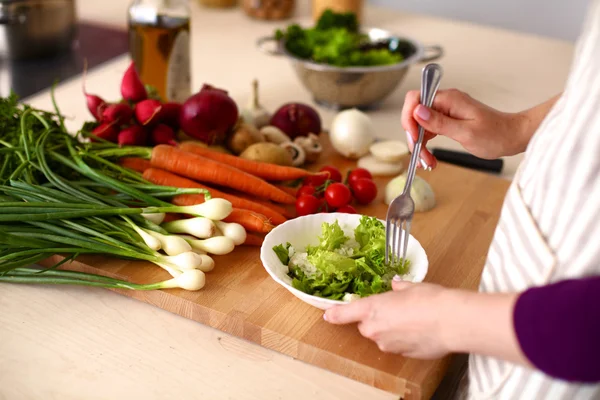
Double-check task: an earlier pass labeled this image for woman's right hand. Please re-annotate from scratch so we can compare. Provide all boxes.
[401,89,530,169]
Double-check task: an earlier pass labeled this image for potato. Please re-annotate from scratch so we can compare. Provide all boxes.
[240,143,293,166]
[227,123,264,155]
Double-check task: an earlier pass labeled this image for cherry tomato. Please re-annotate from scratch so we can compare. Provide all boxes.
[324,183,352,208]
[336,205,357,214]
[319,165,342,183]
[295,195,322,216]
[351,178,378,205]
[348,168,373,187]
[303,173,328,188]
[296,185,316,198]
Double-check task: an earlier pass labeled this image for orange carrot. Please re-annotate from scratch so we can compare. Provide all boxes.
[243,233,264,246]
[223,208,274,233]
[230,191,295,219]
[172,194,273,232]
[252,198,295,219]
[143,168,287,225]
[179,141,322,181]
[120,157,151,173]
[162,213,181,223]
[150,145,296,204]
[273,184,298,196]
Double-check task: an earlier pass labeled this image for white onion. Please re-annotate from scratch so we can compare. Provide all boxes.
[329,109,374,159]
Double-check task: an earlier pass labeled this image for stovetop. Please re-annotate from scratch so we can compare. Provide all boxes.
[0,22,129,100]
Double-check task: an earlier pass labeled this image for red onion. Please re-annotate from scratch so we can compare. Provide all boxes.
[161,102,182,130]
[151,124,177,146]
[101,103,133,125]
[270,103,322,139]
[121,62,147,103]
[179,84,238,145]
[134,99,163,126]
[118,125,148,147]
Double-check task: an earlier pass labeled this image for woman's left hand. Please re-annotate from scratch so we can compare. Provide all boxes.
[323,279,454,359]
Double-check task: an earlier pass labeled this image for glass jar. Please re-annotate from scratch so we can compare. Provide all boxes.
[312,0,364,23]
[242,0,295,20]
[127,0,191,103]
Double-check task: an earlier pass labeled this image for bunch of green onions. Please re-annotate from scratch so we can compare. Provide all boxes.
[0,92,236,291]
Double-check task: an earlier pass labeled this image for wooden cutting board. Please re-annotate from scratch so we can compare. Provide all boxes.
[41,134,510,399]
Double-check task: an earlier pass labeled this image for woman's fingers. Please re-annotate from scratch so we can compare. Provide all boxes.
[413,104,464,141]
[405,131,438,169]
[324,300,370,324]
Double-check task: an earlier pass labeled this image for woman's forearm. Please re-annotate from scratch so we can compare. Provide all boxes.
[440,289,530,366]
[514,93,562,152]
[440,275,600,383]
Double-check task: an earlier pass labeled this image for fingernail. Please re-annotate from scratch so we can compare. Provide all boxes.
[393,274,403,281]
[405,131,414,148]
[323,313,328,321]
[416,105,431,121]
[420,158,429,170]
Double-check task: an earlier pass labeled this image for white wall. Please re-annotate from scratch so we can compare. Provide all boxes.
[368,0,591,42]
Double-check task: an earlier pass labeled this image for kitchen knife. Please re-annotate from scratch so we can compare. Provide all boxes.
[432,148,503,173]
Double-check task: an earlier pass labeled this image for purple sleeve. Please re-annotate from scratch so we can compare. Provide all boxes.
[513,275,600,383]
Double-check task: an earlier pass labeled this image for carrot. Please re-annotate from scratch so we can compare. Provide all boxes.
[120,157,151,173]
[223,208,274,233]
[243,233,264,246]
[229,190,295,219]
[179,141,322,181]
[162,212,181,223]
[143,168,287,225]
[273,184,298,196]
[150,145,296,204]
[173,194,273,232]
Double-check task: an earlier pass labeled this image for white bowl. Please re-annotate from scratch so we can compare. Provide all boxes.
[259,213,429,310]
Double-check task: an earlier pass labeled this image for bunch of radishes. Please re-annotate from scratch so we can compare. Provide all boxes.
[83,62,239,147]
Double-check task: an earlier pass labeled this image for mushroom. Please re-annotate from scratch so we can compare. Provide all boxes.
[293,133,323,163]
[280,142,306,167]
[260,125,291,144]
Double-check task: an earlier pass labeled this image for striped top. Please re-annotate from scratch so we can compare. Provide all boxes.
[468,0,600,398]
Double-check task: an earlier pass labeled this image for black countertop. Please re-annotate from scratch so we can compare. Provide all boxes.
[0,22,129,99]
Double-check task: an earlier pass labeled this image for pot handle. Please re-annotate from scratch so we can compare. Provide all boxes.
[256,36,283,56]
[419,45,444,62]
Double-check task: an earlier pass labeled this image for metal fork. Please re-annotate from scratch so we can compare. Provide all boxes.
[385,63,443,265]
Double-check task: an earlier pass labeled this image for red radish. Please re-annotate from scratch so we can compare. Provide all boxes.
[151,124,177,146]
[85,94,106,121]
[118,125,147,147]
[90,122,118,143]
[101,103,133,125]
[270,103,321,139]
[81,59,106,120]
[161,102,182,129]
[135,99,163,126]
[121,62,147,103]
[179,84,238,145]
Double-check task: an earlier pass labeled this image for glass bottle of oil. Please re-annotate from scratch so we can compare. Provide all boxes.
[128,0,191,103]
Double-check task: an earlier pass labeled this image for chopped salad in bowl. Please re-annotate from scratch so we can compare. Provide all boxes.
[259,213,428,310]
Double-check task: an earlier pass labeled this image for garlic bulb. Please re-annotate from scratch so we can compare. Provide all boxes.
[329,108,374,159]
[242,79,271,129]
[385,173,436,212]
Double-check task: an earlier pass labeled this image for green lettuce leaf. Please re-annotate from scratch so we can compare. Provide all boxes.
[278,216,412,301]
[272,242,292,265]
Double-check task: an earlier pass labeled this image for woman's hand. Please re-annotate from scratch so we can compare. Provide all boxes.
[324,278,529,365]
[324,278,453,359]
[401,89,536,168]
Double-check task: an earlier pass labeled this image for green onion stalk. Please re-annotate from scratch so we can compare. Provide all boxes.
[0,90,225,291]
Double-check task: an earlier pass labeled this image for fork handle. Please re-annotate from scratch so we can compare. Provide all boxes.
[403,63,443,194]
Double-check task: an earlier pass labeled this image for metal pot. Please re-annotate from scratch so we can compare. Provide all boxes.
[257,27,443,109]
[0,0,77,60]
